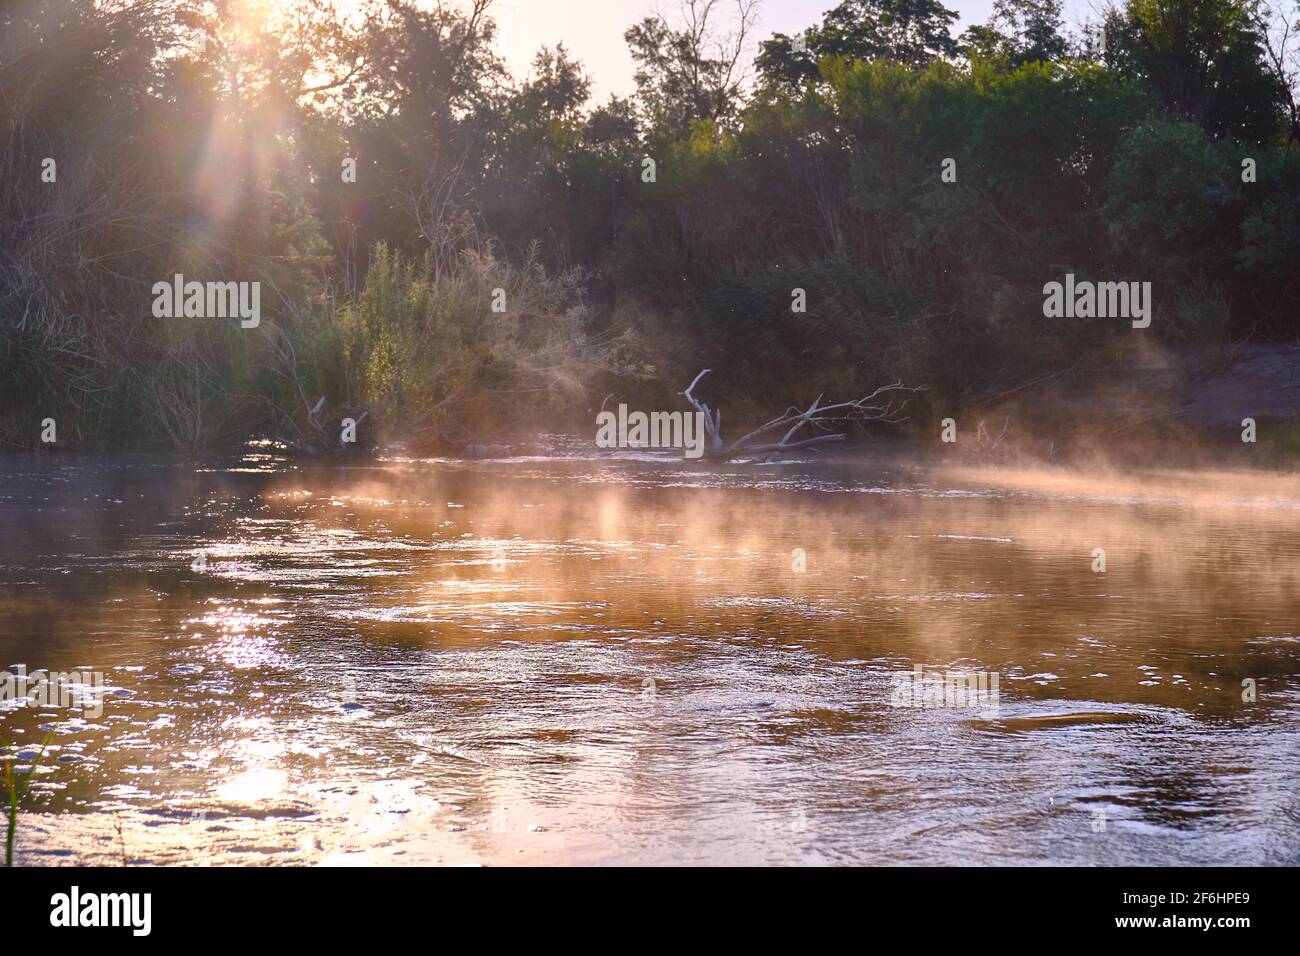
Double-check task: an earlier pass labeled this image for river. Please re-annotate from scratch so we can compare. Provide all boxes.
[1,448,1297,865]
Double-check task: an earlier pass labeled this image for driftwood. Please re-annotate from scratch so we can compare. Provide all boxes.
[275,393,371,455]
[681,369,922,459]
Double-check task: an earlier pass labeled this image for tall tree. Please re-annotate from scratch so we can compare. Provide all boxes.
[1247,0,1300,142]
[992,0,1068,64]
[1109,0,1288,142]
[758,0,960,89]
[625,0,759,135]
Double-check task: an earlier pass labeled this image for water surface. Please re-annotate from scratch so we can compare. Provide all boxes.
[1,450,1297,865]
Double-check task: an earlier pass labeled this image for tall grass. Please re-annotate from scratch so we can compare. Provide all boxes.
[3,724,57,867]
[332,241,634,447]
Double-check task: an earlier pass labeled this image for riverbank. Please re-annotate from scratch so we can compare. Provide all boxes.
[10,340,1300,470]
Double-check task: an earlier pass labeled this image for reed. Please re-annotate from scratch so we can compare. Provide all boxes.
[3,724,58,867]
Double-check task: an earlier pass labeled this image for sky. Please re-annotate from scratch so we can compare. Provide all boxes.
[487,0,1106,100]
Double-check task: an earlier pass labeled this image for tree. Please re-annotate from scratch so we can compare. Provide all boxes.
[469,45,599,258]
[1109,0,1288,143]
[758,0,960,89]
[625,0,759,135]
[1247,0,1300,143]
[972,0,1071,65]
[352,0,505,133]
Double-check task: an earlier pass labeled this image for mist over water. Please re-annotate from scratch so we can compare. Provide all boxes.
[1,450,1297,865]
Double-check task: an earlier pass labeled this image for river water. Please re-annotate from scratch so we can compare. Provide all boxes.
[1,449,1298,865]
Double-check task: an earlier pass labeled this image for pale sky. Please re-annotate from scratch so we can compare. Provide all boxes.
[488,0,1104,101]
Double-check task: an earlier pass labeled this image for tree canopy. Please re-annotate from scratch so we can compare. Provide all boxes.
[1,0,1298,450]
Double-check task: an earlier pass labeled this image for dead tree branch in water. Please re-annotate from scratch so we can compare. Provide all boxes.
[681,369,922,459]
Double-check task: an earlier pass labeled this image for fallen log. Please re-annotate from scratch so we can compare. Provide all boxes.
[681,369,922,459]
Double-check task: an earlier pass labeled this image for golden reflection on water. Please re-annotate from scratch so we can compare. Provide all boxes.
[0,453,1298,865]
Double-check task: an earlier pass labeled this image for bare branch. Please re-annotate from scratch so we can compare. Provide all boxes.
[679,369,924,459]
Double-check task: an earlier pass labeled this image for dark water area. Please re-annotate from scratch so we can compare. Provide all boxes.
[1,448,1298,865]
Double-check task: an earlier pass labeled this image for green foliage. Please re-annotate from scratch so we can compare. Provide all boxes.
[759,0,961,90]
[1108,0,1289,143]
[1104,117,1241,281]
[624,3,755,135]
[342,244,471,427]
[1235,147,1300,331]
[336,242,621,443]
[3,0,1300,449]
[989,0,1069,65]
